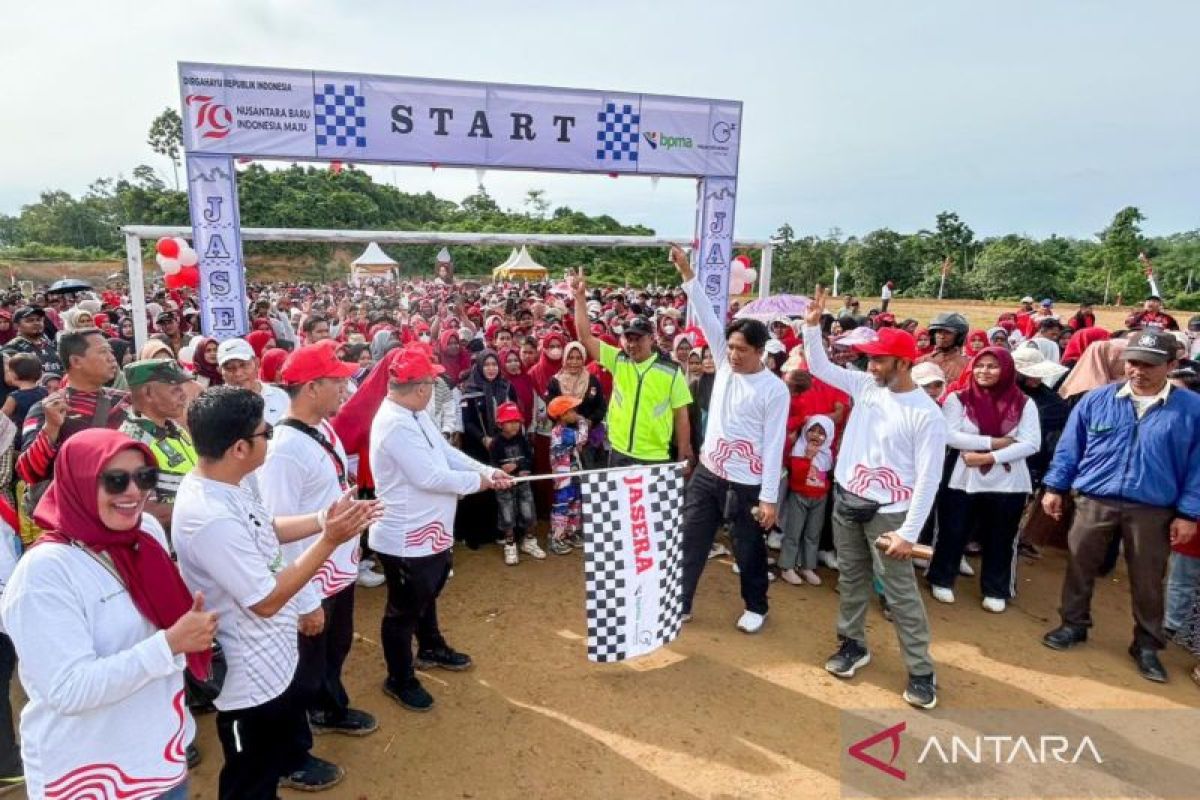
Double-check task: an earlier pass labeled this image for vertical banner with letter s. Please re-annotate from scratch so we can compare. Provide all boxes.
[185,153,248,340]
[693,177,737,321]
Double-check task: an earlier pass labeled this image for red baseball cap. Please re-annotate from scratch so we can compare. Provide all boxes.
[495,402,523,425]
[280,340,358,384]
[389,347,445,383]
[853,327,919,362]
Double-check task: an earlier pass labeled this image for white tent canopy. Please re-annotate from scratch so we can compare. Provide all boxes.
[350,241,398,285]
[493,245,548,279]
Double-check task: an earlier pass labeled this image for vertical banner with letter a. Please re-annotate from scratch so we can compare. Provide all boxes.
[185,153,249,339]
[582,463,684,662]
[693,177,738,321]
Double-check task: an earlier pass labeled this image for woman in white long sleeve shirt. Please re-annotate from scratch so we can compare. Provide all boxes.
[927,348,1040,612]
[1,430,217,800]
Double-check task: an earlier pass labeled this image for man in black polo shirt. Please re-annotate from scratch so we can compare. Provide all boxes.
[2,308,61,376]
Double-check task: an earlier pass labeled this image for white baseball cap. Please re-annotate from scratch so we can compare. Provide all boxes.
[911,361,946,387]
[1012,346,1069,380]
[217,337,255,366]
[1020,296,1035,304]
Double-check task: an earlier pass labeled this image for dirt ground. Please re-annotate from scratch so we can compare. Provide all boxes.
[859,298,1137,334]
[114,539,1193,800]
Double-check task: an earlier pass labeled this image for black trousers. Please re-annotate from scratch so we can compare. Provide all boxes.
[929,488,1026,598]
[295,584,355,742]
[680,464,769,616]
[215,672,309,800]
[378,550,452,685]
[0,635,19,776]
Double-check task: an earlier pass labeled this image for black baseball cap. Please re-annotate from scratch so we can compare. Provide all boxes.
[156,311,177,323]
[1122,330,1177,365]
[12,307,45,323]
[623,316,655,337]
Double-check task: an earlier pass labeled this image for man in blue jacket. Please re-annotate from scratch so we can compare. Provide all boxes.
[1040,330,1200,682]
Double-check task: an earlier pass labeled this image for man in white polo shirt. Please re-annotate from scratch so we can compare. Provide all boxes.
[173,386,381,799]
[216,338,290,424]
[259,341,378,744]
[369,346,512,712]
[803,286,947,710]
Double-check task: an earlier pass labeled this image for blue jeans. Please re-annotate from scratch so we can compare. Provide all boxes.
[1165,552,1200,632]
[157,779,190,799]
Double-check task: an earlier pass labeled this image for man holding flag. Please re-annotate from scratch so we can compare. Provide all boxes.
[670,246,790,634]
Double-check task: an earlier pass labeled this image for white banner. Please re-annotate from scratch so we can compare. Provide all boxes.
[582,463,684,663]
[178,63,741,178]
[693,177,738,320]
[185,154,248,339]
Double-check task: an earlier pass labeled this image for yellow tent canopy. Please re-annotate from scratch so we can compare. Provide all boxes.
[492,245,548,280]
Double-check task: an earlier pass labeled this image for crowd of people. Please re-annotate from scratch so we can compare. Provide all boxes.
[0,251,1195,797]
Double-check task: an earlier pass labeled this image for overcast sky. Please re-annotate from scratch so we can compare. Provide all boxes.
[2,0,1197,240]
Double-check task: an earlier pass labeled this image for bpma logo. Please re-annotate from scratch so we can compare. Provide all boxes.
[641,131,693,151]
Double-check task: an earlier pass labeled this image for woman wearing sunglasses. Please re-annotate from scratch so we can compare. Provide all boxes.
[0,429,219,800]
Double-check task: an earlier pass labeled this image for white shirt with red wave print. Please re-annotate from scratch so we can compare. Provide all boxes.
[803,324,947,542]
[260,419,359,603]
[1,524,193,800]
[683,279,790,502]
[369,398,497,558]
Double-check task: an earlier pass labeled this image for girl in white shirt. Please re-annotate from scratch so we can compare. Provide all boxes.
[2,429,217,800]
[928,348,1040,612]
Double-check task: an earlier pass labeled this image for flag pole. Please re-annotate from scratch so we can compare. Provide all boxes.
[507,461,686,485]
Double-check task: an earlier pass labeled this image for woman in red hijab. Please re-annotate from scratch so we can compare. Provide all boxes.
[525,332,566,519]
[191,337,224,388]
[914,327,934,357]
[258,348,288,384]
[527,332,566,398]
[245,330,276,360]
[1,430,215,799]
[964,329,989,357]
[1059,326,1109,369]
[436,329,471,387]
[927,347,1041,613]
[500,346,536,426]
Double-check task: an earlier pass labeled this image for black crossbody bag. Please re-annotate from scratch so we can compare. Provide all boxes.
[833,483,882,523]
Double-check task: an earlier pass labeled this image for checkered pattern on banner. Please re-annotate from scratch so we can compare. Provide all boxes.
[583,463,684,662]
[595,103,640,162]
[314,84,366,148]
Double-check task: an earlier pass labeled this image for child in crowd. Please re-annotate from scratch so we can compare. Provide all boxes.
[1,355,46,434]
[489,402,544,565]
[779,416,834,586]
[547,395,585,555]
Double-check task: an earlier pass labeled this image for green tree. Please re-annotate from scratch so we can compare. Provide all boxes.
[967,235,1060,299]
[1095,206,1148,304]
[146,108,184,190]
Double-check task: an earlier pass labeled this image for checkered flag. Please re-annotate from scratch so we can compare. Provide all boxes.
[583,462,684,662]
[595,102,640,163]
[314,83,367,148]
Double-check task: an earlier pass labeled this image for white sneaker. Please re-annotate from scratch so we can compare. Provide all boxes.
[800,569,822,586]
[959,557,975,577]
[736,610,767,634]
[503,543,519,566]
[780,568,805,586]
[931,585,955,604]
[708,543,731,559]
[356,566,385,588]
[360,557,376,571]
[982,597,1007,613]
[766,530,783,550]
[818,550,839,570]
[520,538,547,560]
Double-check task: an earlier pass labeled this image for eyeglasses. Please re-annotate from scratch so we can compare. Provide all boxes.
[98,466,159,494]
[245,423,274,443]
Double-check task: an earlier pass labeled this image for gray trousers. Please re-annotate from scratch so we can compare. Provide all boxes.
[833,499,935,676]
[779,493,826,571]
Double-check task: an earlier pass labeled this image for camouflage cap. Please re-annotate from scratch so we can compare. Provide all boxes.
[124,358,189,388]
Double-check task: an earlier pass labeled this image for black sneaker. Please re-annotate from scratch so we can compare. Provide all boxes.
[310,708,379,737]
[824,638,871,679]
[1042,624,1088,651]
[186,743,201,769]
[903,673,938,710]
[416,645,473,671]
[383,677,435,712]
[279,754,345,792]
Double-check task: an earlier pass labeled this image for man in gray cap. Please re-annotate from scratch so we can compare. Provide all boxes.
[1041,330,1200,683]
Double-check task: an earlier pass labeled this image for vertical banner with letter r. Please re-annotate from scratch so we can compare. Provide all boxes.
[693,177,737,321]
[186,154,248,340]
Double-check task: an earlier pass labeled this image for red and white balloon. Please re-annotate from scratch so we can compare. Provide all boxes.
[729,254,758,295]
[155,237,197,277]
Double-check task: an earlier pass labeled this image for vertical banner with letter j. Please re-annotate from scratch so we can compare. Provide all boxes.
[693,177,738,321]
[582,463,685,663]
[185,153,248,340]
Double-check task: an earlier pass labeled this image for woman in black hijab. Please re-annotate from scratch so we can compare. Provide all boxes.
[456,349,517,548]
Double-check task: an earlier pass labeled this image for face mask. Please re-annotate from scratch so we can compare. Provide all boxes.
[419,334,431,343]
[613,326,623,335]
[663,324,676,335]
[547,348,563,360]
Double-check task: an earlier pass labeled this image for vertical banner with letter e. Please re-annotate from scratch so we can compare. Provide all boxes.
[185,153,248,340]
[693,177,738,321]
[582,463,684,663]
